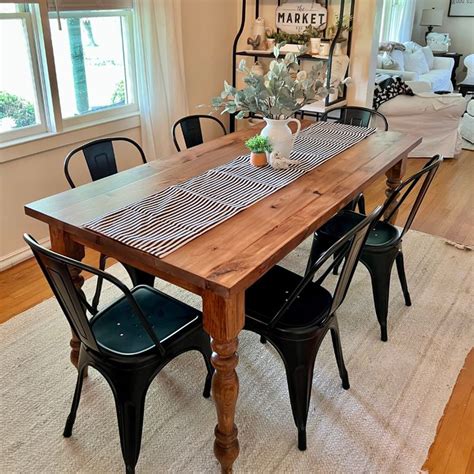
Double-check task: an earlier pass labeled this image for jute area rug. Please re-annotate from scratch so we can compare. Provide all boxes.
[1,230,473,473]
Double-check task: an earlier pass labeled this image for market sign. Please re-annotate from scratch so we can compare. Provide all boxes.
[276,1,327,34]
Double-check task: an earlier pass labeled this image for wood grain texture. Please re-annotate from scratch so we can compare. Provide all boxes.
[24,123,421,298]
[422,348,474,474]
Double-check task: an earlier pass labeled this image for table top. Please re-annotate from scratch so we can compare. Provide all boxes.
[25,121,421,297]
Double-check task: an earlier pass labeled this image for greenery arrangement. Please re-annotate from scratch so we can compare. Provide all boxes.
[213,44,332,120]
[304,24,326,39]
[245,134,272,153]
[327,15,353,42]
[0,91,36,128]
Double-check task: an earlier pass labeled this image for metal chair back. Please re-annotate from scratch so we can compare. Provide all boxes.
[172,114,227,152]
[382,155,443,238]
[321,106,389,131]
[64,137,147,188]
[23,234,165,356]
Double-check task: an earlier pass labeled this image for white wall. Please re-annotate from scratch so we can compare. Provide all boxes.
[0,125,142,268]
[412,0,474,82]
[181,0,238,132]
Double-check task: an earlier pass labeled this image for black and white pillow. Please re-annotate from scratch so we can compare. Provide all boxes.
[373,76,414,110]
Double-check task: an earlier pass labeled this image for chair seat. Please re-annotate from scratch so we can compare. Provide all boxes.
[91,286,200,356]
[318,210,401,249]
[245,265,333,335]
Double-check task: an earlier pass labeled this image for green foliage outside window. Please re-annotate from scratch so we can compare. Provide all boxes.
[0,91,36,128]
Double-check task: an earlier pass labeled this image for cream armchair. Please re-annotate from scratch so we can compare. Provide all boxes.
[377,82,468,158]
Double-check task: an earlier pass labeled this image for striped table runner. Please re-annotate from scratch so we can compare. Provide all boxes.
[84,122,376,257]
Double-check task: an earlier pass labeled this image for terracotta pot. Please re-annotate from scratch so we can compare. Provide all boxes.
[250,152,267,167]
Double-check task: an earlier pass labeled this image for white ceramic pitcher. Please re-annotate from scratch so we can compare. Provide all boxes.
[260,118,301,159]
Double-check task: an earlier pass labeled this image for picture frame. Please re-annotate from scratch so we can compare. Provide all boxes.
[448,0,474,17]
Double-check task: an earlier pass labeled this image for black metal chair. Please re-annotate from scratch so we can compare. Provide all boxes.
[64,137,154,312]
[24,234,213,474]
[306,155,443,342]
[245,206,382,451]
[172,114,227,152]
[64,137,147,188]
[320,106,389,131]
[321,106,389,215]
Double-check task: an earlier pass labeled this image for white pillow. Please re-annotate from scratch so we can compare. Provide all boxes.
[381,52,398,69]
[404,41,422,53]
[377,54,383,68]
[421,46,434,69]
[391,49,405,71]
[404,48,430,75]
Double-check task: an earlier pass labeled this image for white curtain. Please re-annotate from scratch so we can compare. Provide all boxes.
[134,0,189,159]
[379,0,417,44]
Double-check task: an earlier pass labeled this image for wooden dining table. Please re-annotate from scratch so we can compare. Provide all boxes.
[25,120,421,472]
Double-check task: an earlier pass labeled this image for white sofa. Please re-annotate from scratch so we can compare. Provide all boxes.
[377,83,468,158]
[376,42,454,92]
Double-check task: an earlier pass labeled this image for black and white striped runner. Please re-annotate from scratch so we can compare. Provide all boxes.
[84,122,376,257]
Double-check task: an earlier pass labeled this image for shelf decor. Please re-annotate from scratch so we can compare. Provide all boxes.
[276,1,327,33]
[213,45,332,158]
[231,0,355,131]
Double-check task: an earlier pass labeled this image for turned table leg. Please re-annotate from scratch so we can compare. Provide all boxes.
[385,156,407,224]
[203,291,245,473]
[49,225,85,369]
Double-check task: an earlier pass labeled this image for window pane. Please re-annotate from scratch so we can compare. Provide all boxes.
[0,18,41,133]
[0,4,18,14]
[50,13,131,119]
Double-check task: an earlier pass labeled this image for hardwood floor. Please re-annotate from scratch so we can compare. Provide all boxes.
[1,150,473,472]
[422,348,474,474]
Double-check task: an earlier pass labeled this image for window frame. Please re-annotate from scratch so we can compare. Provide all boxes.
[0,10,48,141]
[0,1,138,145]
[47,8,138,129]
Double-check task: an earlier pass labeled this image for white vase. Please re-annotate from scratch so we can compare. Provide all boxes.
[260,118,301,159]
[310,38,321,55]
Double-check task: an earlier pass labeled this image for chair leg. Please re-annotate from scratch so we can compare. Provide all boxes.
[111,376,148,474]
[362,252,397,342]
[198,332,214,399]
[329,318,350,390]
[63,363,88,437]
[395,252,412,307]
[272,335,324,451]
[123,263,155,287]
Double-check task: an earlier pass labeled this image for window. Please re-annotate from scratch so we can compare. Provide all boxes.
[0,1,136,144]
[379,0,416,44]
[49,9,135,123]
[0,5,47,140]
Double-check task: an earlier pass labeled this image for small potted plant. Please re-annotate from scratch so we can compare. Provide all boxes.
[304,24,325,55]
[245,134,272,167]
[266,29,276,51]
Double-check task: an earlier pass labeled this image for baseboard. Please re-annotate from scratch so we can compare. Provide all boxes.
[0,237,51,271]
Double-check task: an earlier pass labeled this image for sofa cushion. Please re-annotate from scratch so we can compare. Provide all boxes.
[404,48,430,75]
[421,46,434,69]
[373,76,414,110]
[419,69,452,92]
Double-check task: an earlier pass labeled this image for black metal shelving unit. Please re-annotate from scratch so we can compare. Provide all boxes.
[230,0,355,131]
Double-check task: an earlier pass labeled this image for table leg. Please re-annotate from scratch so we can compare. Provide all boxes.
[203,291,245,473]
[49,225,85,369]
[384,156,407,224]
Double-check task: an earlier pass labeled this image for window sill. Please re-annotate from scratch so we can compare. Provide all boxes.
[0,112,141,164]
